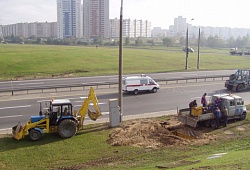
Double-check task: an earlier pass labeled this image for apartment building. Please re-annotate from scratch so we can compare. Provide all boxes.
[2,22,58,38]
[109,18,151,38]
[57,0,82,39]
[83,0,109,38]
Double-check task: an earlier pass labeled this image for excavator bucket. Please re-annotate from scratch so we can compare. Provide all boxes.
[77,87,103,128]
[12,122,25,140]
[88,109,101,121]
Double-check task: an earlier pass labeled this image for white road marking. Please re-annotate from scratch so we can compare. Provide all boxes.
[19,82,44,85]
[89,102,106,105]
[0,115,23,119]
[74,102,106,107]
[0,105,31,110]
[101,112,109,115]
[0,128,12,131]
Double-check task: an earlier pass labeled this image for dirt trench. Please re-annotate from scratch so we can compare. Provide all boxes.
[107,116,217,149]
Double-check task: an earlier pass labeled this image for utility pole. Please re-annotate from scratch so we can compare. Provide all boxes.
[118,0,123,115]
[197,28,201,69]
[185,18,194,70]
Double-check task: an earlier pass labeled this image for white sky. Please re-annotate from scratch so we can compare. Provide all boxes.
[1,0,250,29]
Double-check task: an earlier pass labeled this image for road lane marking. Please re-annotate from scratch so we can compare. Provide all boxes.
[74,102,106,107]
[0,115,23,119]
[0,128,12,131]
[0,105,31,110]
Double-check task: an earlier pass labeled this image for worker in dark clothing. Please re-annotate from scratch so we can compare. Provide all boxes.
[222,106,228,127]
[214,97,222,110]
[214,107,222,129]
[201,93,207,107]
[189,100,197,115]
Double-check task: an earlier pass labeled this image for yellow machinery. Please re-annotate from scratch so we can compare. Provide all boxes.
[12,87,102,141]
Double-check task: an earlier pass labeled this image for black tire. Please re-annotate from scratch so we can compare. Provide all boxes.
[204,120,210,127]
[29,129,42,141]
[133,89,139,95]
[236,84,244,92]
[240,112,247,120]
[229,74,236,80]
[226,85,233,90]
[151,88,157,93]
[58,119,77,138]
[210,119,216,128]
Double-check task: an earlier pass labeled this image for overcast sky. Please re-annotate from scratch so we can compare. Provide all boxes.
[1,0,250,29]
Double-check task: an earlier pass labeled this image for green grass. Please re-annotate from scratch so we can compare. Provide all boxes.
[1,112,250,170]
[1,44,250,80]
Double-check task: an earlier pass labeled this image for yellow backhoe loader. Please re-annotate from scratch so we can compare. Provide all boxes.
[12,87,102,141]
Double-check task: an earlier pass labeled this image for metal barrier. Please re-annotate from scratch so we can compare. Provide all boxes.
[0,75,229,96]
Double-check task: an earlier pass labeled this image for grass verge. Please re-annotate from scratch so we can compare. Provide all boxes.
[1,44,250,80]
[0,107,250,170]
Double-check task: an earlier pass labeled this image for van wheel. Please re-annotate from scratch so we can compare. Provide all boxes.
[151,88,157,93]
[133,89,139,95]
[240,112,246,120]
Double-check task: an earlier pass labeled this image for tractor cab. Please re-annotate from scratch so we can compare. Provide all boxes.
[49,99,73,125]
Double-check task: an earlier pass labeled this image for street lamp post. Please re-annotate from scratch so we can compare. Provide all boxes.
[185,18,194,70]
[118,0,123,115]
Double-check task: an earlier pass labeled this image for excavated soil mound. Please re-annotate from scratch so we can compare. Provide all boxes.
[108,116,216,148]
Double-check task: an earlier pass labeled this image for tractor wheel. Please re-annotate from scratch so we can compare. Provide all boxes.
[133,89,139,95]
[151,87,158,93]
[58,119,77,138]
[29,129,42,141]
[236,84,244,92]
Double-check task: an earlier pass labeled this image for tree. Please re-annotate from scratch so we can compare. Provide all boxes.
[179,37,186,46]
[162,37,174,47]
[125,37,130,46]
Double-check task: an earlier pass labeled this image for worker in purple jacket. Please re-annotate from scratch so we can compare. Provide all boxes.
[201,93,207,107]
[214,107,222,129]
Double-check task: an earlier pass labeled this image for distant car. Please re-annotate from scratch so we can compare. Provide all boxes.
[183,47,194,53]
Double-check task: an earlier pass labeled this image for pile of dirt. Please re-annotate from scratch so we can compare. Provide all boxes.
[108,116,216,148]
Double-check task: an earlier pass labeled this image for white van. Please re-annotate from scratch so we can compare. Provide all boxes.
[122,74,160,95]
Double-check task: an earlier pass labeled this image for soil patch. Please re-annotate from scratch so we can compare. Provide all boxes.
[107,116,216,148]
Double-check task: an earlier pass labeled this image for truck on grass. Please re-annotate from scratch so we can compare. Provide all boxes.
[177,93,247,128]
[225,69,250,92]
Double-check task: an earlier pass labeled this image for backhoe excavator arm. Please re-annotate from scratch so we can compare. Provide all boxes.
[76,87,102,129]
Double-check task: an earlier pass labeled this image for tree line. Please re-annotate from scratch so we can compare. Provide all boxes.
[2,32,250,49]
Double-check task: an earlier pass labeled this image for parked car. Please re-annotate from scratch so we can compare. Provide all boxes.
[183,47,194,53]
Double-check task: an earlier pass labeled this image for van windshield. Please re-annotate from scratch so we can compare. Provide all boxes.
[149,79,155,85]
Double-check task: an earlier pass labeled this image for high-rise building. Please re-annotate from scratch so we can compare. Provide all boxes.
[83,0,109,38]
[57,0,82,39]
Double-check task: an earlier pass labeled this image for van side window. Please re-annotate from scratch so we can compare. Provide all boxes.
[230,101,235,106]
[140,79,147,85]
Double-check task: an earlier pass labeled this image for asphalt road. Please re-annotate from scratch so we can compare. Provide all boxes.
[0,70,235,92]
[1,78,250,133]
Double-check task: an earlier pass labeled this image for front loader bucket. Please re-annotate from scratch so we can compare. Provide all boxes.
[88,109,102,121]
[12,122,24,140]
